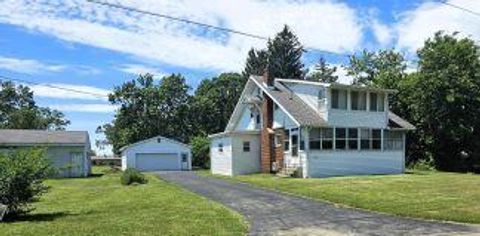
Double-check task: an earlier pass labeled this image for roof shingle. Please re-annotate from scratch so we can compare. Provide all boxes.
[0,129,89,146]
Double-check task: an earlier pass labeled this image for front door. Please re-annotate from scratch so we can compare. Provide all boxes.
[291,134,298,157]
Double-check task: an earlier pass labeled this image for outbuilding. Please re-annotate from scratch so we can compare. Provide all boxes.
[0,129,91,178]
[121,136,191,172]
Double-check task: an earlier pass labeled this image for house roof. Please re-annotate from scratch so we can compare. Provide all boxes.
[388,112,416,130]
[209,130,260,139]
[119,135,190,153]
[250,75,328,127]
[276,78,398,93]
[0,129,89,146]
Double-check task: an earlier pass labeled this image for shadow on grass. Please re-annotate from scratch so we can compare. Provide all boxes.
[3,212,74,223]
[88,173,105,178]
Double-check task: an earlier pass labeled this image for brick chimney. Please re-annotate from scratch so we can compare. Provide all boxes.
[263,65,274,87]
[260,65,275,173]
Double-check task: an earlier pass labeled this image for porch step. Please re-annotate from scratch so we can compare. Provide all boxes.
[276,167,297,177]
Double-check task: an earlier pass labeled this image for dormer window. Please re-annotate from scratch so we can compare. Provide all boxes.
[331,89,347,110]
[369,92,385,112]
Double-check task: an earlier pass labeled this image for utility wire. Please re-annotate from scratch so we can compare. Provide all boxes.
[437,0,480,18]
[0,75,109,98]
[85,0,268,40]
[84,0,350,58]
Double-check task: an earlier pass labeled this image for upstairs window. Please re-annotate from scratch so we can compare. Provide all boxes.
[351,91,367,111]
[369,92,385,112]
[331,89,347,109]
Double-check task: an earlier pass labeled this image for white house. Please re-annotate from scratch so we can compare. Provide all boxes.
[121,136,191,172]
[0,129,91,178]
[209,73,415,178]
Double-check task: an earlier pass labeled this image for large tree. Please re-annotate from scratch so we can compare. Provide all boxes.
[307,57,338,83]
[243,25,305,79]
[190,73,246,136]
[407,32,480,172]
[0,81,69,130]
[103,74,191,153]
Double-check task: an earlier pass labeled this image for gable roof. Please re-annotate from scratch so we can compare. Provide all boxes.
[250,75,328,127]
[119,135,190,153]
[0,129,89,146]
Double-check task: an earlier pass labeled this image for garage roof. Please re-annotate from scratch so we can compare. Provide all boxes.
[0,129,89,146]
[119,136,191,152]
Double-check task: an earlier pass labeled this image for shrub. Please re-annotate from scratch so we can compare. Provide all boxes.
[0,148,54,218]
[190,136,210,169]
[120,168,148,185]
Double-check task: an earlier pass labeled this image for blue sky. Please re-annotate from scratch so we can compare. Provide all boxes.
[0,0,478,155]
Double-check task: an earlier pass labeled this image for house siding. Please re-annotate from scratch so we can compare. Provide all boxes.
[210,137,233,175]
[307,150,404,177]
[232,134,261,175]
[327,109,388,128]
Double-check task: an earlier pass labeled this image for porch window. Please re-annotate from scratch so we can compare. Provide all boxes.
[335,128,346,150]
[384,130,403,150]
[331,89,347,109]
[322,128,334,150]
[347,128,358,150]
[372,129,382,150]
[351,91,367,110]
[309,128,321,150]
[360,129,370,150]
[284,129,290,151]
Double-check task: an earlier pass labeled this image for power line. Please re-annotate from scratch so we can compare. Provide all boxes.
[85,0,268,40]
[0,75,109,98]
[437,0,480,18]
[84,0,350,58]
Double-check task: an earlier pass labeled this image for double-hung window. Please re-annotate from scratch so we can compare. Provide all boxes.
[331,89,347,109]
[384,130,403,150]
[351,91,367,110]
[335,128,346,150]
[322,128,334,150]
[309,128,321,150]
[347,128,358,150]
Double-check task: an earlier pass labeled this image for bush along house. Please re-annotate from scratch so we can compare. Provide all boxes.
[209,71,415,178]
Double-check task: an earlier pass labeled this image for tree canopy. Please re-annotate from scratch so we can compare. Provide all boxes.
[307,57,338,83]
[0,81,69,130]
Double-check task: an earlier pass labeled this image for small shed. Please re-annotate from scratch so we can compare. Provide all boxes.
[120,136,191,172]
[0,129,91,178]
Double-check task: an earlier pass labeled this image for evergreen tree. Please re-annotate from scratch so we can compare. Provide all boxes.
[243,25,305,79]
[307,57,338,83]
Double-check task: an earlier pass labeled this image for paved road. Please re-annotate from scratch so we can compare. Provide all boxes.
[155,171,480,236]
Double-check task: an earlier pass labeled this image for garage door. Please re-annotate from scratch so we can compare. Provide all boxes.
[135,153,179,171]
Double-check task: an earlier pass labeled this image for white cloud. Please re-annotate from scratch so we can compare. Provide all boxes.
[49,103,118,113]
[371,20,393,47]
[395,0,480,54]
[0,56,66,74]
[0,0,364,72]
[29,83,111,101]
[118,64,165,79]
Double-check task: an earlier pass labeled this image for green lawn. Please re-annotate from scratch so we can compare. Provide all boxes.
[0,167,247,236]
[200,170,480,224]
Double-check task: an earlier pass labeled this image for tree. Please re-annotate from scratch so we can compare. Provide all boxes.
[0,148,54,218]
[407,32,480,172]
[0,81,69,130]
[103,73,191,153]
[190,73,246,136]
[243,25,305,79]
[345,49,407,89]
[190,136,210,169]
[307,57,338,83]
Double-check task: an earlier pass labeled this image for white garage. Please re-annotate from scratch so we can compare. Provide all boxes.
[120,136,192,172]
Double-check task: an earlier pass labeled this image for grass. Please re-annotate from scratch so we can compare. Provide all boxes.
[199,170,480,224]
[0,167,247,236]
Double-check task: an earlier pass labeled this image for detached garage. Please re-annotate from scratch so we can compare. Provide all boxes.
[120,136,191,172]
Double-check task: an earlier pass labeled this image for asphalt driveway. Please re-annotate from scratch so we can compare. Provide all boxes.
[155,171,480,236]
